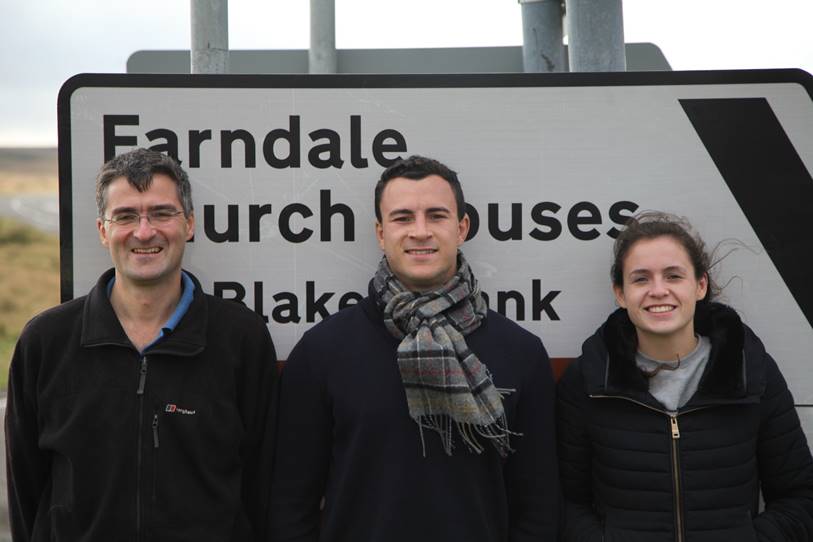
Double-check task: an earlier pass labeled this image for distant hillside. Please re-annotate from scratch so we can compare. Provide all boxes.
[0,147,57,174]
[0,147,58,193]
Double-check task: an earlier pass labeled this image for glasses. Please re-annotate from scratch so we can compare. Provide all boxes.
[104,209,185,227]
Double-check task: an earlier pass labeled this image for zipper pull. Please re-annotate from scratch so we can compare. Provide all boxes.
[152,413,159,448]
[137,356,148,395]
[670,416,680,439]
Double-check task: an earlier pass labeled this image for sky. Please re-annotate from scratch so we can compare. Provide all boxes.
[1,0,812,147]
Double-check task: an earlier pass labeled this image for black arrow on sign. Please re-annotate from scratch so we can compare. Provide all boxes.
[680,97,813,329]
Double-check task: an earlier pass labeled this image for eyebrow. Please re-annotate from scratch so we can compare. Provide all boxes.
[629,265,688,276]
[109,203,180,214]
[387,206,451,217]
[110,203,182,216]
[387,208,413,218]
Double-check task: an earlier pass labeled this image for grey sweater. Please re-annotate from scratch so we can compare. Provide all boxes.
[636,335,711,413]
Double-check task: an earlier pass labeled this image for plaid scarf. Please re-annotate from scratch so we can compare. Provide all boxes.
[372,253,514,457]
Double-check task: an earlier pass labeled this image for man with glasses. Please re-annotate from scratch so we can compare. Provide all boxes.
[5,148,277,541]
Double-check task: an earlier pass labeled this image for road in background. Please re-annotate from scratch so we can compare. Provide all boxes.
[0,194,59,234]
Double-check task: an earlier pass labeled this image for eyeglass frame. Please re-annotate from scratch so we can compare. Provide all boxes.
[102,208,186,228]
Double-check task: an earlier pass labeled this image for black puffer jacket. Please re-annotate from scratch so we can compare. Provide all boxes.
[558,302,813,542]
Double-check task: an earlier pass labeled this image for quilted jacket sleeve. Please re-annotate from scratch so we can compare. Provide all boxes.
[752,351,813,542]
[557,361,604,542]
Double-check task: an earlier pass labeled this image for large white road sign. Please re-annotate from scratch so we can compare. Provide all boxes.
[58,71,813,401]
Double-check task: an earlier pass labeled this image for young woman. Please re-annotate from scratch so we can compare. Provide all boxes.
[557,212,813,542]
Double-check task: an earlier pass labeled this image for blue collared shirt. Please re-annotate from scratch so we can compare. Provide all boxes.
[106,271,196,353]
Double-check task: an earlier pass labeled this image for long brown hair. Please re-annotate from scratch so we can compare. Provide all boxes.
[611,211,718,302]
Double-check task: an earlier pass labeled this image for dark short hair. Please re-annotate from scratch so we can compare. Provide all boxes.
[95,148,193,218]
[374,155,466,221]
[611,211,717,302]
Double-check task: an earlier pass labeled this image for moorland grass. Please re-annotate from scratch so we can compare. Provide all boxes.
[0,217,59,390]
[0,148,58,194]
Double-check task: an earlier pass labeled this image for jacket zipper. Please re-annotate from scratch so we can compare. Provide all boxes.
[670,416,684,542]
[590,394,707,542]
[152,413,160,501]
[152,413,160,448]
[136,355,148,542]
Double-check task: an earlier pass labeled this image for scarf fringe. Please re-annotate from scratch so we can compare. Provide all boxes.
[416,414,518,458]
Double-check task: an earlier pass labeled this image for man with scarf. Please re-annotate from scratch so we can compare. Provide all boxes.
[269,155,559,541]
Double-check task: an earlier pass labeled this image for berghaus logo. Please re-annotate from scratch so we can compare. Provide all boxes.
[165,403,196,415]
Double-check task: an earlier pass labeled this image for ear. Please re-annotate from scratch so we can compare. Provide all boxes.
[457,213,470,245]
[375,221,385,250]
[696,272,709,301]
[185,212,195,241]
[97,217,109,248]
[613,283,627,308]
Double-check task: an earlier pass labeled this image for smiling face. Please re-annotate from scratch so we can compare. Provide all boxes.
[375,174,470,292]
[613,235,708,358]
[97,174,194,289]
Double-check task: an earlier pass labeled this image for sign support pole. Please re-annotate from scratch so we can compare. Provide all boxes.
[565,0,625,72]
[310,0,337,74]
[191,0,230,74]
[520,0,566,73]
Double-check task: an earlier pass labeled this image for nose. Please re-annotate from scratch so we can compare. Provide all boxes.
[132,215,157,240]
[649,277,669,297]
[408,215,431,239]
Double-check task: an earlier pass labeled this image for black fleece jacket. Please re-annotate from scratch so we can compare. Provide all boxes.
[558,302,813,542]
[5,269,277,542]
[269,285,559,542]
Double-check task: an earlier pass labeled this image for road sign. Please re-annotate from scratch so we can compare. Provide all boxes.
[58,70,813,401]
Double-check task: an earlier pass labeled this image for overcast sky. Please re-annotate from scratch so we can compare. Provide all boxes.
[2,0,812,147]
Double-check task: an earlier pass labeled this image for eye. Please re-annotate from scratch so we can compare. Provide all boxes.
[111,212,139,226]
[392,215,412,223]
[631,276,647,284]
[149,209,182,223]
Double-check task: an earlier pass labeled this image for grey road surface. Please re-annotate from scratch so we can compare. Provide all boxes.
[0,194,59,234]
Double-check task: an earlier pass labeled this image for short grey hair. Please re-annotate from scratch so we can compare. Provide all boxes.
[95,148,193,218]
